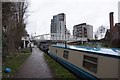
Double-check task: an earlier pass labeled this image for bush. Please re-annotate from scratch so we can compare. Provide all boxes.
[21,48,31,53]
[2,52,31,78]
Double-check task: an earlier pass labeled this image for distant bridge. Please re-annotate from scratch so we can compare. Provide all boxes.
[21,33,88,51]
[32,33,88,42]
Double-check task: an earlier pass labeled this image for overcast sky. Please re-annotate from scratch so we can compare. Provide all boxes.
[26,0,119,36]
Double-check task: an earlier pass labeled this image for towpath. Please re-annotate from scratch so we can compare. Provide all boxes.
[13,46,53,78]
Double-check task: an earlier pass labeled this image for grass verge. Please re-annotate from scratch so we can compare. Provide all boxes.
[44,53,78,78]
[2,48,31,78]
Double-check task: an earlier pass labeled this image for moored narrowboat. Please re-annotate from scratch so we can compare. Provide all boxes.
[48,44,120,79]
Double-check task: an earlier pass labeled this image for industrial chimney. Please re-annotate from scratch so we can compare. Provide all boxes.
[109,12,114,33]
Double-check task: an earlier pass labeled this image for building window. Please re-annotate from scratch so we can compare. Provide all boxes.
[63,50,69,59]
[83,55,98,73]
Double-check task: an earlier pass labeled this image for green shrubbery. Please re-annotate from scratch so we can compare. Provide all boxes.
[21,48,32,53]
[44,53,78,78]
[2,48,31,78]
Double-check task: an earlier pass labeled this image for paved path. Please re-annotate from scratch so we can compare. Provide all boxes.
[13,47,53,78]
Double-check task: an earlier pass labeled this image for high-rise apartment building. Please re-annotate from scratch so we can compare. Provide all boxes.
[73,23,93,40]
[50,13,70,40]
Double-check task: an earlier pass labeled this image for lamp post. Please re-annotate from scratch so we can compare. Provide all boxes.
[65,25,67,48]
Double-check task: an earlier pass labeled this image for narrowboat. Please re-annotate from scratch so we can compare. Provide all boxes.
[48,44,120,79]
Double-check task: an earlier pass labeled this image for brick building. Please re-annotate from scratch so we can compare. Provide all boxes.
[105,12,120,48]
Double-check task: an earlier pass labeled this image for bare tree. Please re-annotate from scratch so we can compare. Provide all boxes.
[2,1,29,61]
[94,26,107,40]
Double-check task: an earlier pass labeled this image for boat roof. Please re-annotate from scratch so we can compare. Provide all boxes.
[51,44,120,59]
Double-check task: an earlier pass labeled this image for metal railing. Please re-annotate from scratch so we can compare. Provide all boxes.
[32,33,87,41]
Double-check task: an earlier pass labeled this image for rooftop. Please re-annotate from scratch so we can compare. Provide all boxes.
[52,44,120,59]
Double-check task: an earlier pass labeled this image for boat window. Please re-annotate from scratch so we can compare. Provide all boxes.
[84,55,98,63]
[83,55,98,73]
[63,50,69,59]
